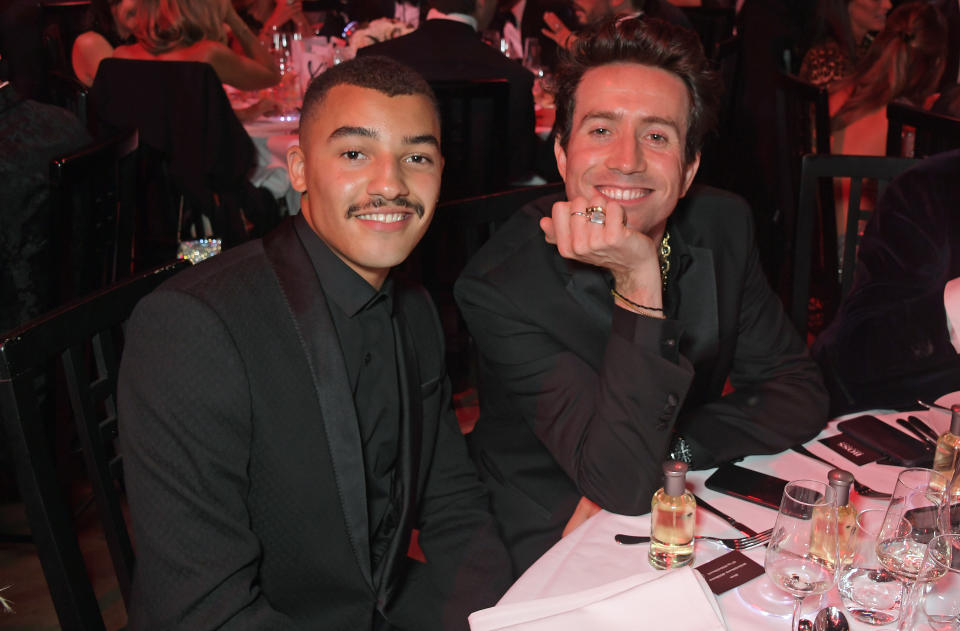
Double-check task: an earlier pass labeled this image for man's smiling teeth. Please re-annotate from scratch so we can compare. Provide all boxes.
[597,187,650,201]
[355,212,407,223]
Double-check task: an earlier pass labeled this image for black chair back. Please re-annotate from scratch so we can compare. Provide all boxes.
[429,79,510,201]
[774,72,831,294]
[0,260,188,631]
[409,183,564,388]
[46,69,89,123]
[885,101,960,158]
[90,59,274,268]
[790,154,918,339]
[50,129,139,304]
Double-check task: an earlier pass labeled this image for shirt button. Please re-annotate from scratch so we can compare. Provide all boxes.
[664,338,676,347]
[363,352,372,365]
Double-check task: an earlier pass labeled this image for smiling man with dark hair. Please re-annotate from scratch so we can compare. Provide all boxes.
[455,17,828,574]
[119,56,511,630]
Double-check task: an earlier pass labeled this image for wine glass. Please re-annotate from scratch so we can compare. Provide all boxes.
[838,508,907,625]
[876,468,949,599]
[897,533,960,631]
[765,480,839,631]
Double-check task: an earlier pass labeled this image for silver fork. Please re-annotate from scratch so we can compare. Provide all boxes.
[614,527,773,550]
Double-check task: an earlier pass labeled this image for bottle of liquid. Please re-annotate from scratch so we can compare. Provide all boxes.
[932,405,960,491]
[812,468,856,570]
[648,460,696,570]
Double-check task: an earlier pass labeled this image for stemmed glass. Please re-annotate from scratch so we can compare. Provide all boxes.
[897,533,960,631]
[765,480,839,631]
[875,468,949,603]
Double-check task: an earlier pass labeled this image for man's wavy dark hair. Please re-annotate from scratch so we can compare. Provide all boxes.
[551,16,722,165]
[300,56,438,132]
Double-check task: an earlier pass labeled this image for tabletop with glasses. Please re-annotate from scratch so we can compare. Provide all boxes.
[471,392,960,631]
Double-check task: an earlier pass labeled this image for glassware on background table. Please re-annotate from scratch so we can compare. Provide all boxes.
[765,480,838,631]
[522,37,543,77]
[264,27,301,121]
[876,468,948,606]
[838,508,906,625]
[896,533,960,631]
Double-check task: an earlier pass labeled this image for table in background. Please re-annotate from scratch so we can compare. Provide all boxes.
[496,392,960,630]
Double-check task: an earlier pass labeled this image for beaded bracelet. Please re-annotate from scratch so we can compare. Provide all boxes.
[610,288,664,314]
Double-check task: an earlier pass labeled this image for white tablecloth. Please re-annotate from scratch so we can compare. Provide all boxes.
[491,392,960,630]
[245,118,300,215]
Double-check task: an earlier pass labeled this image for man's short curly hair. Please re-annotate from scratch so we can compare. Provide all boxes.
[551,16,722,165]
[300,56,439,133]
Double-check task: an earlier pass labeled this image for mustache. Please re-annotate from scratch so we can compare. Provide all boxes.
[346,197,425,219]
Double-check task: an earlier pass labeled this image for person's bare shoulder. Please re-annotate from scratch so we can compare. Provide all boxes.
[72,31,114,85]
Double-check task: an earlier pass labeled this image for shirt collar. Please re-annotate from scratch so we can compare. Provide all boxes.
[293,214,394,317]
[426,9,478,30]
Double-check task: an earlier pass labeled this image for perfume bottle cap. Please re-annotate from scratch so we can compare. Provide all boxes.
[663,460,688,497]
[951,404,960,434]
[827,468,854,505]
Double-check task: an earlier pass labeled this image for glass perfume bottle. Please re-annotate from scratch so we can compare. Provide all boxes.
[648,460,696,570]
[812,469,855,570]
[931,404,960,492]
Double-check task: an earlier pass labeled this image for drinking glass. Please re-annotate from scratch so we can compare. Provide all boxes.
[765,480,838,631]
[839,508,907,625]
[897,533,960,631]
[522,37,543,77]
[876,469,949,598]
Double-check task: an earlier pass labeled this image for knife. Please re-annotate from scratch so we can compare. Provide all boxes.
[907,415,941,442]
[897,418,936,447]
[692,494,757,537]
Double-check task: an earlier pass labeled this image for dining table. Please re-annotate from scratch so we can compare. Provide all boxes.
[475,391,960,631]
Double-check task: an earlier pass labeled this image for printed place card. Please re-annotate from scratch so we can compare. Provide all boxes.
[820,433,881,465]
[695,550,765,595]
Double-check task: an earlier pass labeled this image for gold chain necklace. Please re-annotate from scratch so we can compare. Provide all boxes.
[659,230,671,289]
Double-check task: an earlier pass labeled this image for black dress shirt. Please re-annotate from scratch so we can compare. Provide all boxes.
[296,215,401,568]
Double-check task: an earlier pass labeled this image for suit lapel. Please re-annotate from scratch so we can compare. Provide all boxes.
[671,232,719,367]
[263,219,373,591]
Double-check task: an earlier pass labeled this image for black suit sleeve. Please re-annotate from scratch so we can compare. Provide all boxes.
[677,216,828,467]
[119,289,300,631]
[812,161,960,409]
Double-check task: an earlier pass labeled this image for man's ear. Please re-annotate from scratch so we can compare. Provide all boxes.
[554,135,567,181]
[679,151,701,197]
[286,145,307,193]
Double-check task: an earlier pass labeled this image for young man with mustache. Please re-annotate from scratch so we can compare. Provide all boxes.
[119,56,511,630]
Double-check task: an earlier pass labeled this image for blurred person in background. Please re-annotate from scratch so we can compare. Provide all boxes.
[541,0,690,53]
[113,0,280,90]
[800,0,892,87]
[232,0,313,36]
[72,0,139,86]
[830,0,946,156]
[829,1,946,247]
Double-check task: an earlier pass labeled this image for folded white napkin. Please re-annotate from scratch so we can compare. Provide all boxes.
[468,566,728,631]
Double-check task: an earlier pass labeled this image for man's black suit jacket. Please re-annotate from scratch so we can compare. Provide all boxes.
[454,188,828,573]
[813,149,960,414]
[119,217,511,630]
[357,19,536,182]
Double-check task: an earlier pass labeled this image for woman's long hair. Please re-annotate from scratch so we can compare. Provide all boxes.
[812,0,858,61]
[133,0,227,54]
[831,1,947,131]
